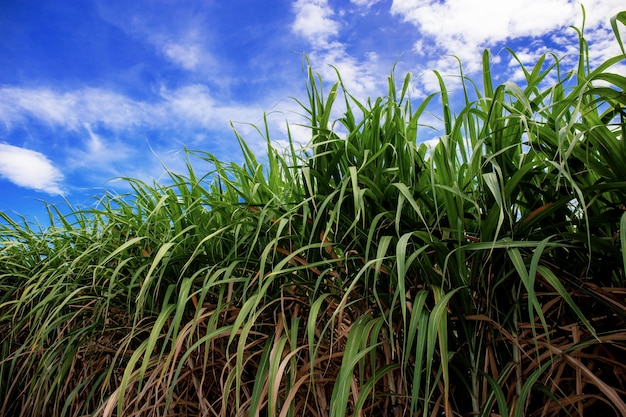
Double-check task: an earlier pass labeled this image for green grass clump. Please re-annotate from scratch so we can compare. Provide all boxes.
[2,11,626,417]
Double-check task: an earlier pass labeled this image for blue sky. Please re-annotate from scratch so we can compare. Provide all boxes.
[0,0,624,225]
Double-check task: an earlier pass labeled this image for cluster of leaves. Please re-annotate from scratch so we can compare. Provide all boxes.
[1,11,626,417]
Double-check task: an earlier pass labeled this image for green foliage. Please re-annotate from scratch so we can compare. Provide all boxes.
[1,12,626,417]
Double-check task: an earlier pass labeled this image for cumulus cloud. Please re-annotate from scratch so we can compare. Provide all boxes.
[391,0,574,80]
[391,0,625,91]
[292,0,340,44]
[0,144,64,195]
[391,0,576,47]
[311,47,382,98]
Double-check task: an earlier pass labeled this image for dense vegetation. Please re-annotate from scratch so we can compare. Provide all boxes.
[2,11,626,417]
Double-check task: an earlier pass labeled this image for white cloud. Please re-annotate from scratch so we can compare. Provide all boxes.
[0,82,282,192]
[390,0,625,91]
[290,0,388,103]
[391,0,577,46]
[0,85,263,133]
[0,144,64,195]
[66,124,135,175]
[390,0,575,80]
[0,87,145,130]
[95,1,217,73]
[580,0,626,29]
[162,42,202,70]
[147,27,215,72]
[0,88,79,129]
[311,45,382,97]
[292,0,340,44]
[350,0,381,7]
[0,84,274,189]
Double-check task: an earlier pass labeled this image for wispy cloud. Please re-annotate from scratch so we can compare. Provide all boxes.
[5,83,313,196]
[0,85,263,133]
[95,1,217,73]
[0,144,64,195]
[350,0,381,7]
[65,124,135,175]
[0,87,144,130]
[291,0,387,100]
[0,83,276,194]
[162,42,202,71]
[147,28,216,73]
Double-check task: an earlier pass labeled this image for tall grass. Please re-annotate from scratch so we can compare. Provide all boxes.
[2,11,626,417]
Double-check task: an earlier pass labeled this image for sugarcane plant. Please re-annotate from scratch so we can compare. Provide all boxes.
[1,9,626,417]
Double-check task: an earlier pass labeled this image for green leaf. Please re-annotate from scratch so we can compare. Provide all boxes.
[610,11,626,57]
